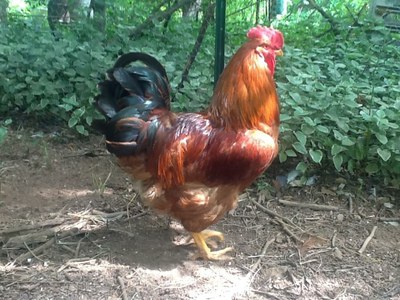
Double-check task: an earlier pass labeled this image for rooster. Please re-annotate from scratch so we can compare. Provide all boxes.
[94,26,284,260]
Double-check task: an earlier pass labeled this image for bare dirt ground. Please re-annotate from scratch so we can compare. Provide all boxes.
[0,129,399,300]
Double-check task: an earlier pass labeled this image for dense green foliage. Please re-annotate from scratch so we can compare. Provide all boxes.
[0,0,399,186]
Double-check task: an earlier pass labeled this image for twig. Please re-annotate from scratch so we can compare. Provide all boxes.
[246,237,275,279]
[60,244,76,255]
[15,238,55,264]
[331,231,337,248]
[177,2,215,90]
[14,228,80,264]
[129,0,192,38]
[4,226,63,249]
[272,219,304,244]
[0,218,65,236]
[307,0,339,34]
[23,242,46,262]
[278,199,339,211]
[348,196,353,214]
[358,226,378,254]
[91,210,127,221]
[345,3,368,40]
[75,237,84,258]
[126,211,148,220]
[117,275,129,300]
[249,198,298,228]
[378,217,400,222]
[62,150,107,158]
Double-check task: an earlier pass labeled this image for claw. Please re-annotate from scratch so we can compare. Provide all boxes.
[190,230,234,260]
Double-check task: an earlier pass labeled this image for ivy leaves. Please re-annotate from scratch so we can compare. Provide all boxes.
[277,29,400,184]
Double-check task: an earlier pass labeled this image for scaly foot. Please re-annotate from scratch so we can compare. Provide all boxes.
[190,230,234,260]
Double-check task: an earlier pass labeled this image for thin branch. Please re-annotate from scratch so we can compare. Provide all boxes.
[378,217,400,222]
[246,237,275,279]
[178,1,215,90]
[117,275,129,300]
[278,199,339,211]
[249,198,298,228]
[345,3,368,40]
[358,226,378,254]
[129,0,193,38]
[307,0,339,34]
[272,219,304,244]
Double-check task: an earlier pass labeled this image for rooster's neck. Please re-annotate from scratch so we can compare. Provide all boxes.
[208,46,280,133]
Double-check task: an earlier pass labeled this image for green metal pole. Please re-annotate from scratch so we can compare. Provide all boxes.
[214,0,226,87]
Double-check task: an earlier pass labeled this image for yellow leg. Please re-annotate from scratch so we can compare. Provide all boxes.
[190,230,234,260]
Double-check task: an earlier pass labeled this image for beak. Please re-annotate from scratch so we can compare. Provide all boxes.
[275,49,283,56]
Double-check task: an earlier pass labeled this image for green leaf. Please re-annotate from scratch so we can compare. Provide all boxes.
[333,130,343,141]
[76,125,88,135]
[68,117,78,128]
[316,125,329,134]
[294,131,307,146]
[331,144,345,156]
[309,149,323,163]
[85,116,93,125]
[304,117,315,126]
[336,120,349,132]
[40,98,49,109]
[292,142,307,155]
[301,124,315,135]
[279,151,287,163]
[335,63,346,69]
[365,163,379,174]
[296,161,307,173]
[377,148,391,162]
[280,114,291,121]
[285,149,297,157]
[286,75,303,85]
[374,86,385,93]
[375,132,388,144]
[342,137,355,146]
[333,154,343,171]
[289,92,301,102]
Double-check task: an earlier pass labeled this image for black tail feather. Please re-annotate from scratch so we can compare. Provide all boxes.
[94,52,171,157]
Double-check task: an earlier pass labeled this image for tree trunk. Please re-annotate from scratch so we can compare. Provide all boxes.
[255,0,260,25]
[89,0,106,32]
[47,0,70,33]
[182,0,201,18]
[0,0,8,24]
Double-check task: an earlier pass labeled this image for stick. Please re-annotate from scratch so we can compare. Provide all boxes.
[378,217,400,222]
[0,218,65,236]
[15,238,55,264]
[278,199,339,211]
[273,219,304,244]
[14,228,80,264]
[117,275,129,300]
[249,198,298,228]
[177,2,215,89]
[129,0,192,38]
[348,197,353,214]
[358,226,378,254]
[331,231,337,248]
[246,237,275,279]
[4,226,63,249]
[91,210,127,221]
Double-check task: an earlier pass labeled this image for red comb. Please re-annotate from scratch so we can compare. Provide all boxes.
[247,26,284,49]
